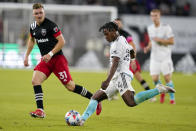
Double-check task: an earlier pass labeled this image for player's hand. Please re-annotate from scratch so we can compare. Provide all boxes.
[101,80,109,90]
[24,57,29,67]
[130,60,137,71]
[42,54,52,63]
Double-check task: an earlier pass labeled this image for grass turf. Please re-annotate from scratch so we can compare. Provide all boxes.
[0,69,196,131]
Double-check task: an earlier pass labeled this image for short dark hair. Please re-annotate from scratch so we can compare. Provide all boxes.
[99,22,118,32]
[33,3,44,9]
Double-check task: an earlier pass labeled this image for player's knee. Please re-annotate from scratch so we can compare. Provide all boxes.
[32,79,41,86]
[65,81,75,91]
[125,101,136,107]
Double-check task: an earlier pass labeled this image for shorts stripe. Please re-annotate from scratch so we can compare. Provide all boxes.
[121,73,128,89]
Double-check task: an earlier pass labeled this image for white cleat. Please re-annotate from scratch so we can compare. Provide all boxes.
[156,84,176,94]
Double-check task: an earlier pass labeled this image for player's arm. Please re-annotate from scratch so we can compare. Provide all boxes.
[50,34,65,54]
[144,41,152,54]
[24,35,35,67]
[42,34,65,63]
[101,56,119,90]
[153,37,174,46]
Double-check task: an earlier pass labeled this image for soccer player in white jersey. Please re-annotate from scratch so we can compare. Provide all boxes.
[79,22,175,126]
[144,9,176,104]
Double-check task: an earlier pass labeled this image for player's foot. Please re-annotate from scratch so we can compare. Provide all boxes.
[30,109,45,118]
[170,100,176,104]
[149,97,157,102]
[96,102,102,115]
[79,119,85,126]
[160,93,165,103]
[156,84,176,93]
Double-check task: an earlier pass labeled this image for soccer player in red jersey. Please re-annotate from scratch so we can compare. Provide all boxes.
[23,3,101,118]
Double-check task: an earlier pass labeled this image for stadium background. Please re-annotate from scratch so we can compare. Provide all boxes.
[0,0,196,73]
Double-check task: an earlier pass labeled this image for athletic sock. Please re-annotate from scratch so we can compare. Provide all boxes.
[81,99,98,121]
[154,80,162,86]
[166,81,175,100]
[73,85,93,99]
[134,88,159,105]
[33,85,44,109]
[140,80,150,90]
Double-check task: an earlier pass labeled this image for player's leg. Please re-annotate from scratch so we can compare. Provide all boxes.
[131,60,151,91]
[162,60,175,104]
[150,60,164,103]
[122,83,175,106]
[53,55,102,115]
[164,74,175,104]
[118,73,162,106]
[65,81,102,115]
[134,71,151,90]
[32,71,47,110]
[80,90,107,123]
[52,55,93,99]
[134,71,157,102]
[80,78,117,125]
[30,60,52,118]
[120,80,159,106]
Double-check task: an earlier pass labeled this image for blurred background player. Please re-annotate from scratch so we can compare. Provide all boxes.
[79,22,175,126]
[23,3,101,118]
[144,9,175,104]
[111,18,156,102]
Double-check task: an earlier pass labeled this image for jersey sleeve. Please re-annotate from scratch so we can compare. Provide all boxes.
[166,25,174,38]
[111,41,123,59]
[50,22,62,38]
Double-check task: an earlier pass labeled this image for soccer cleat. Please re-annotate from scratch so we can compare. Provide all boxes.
[160,93,165,103]
[156,84,176,94]
[96,102,102,115]
[170,100,176,104]
[30,109,45,118]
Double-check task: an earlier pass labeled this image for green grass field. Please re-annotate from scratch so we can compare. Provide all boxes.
[0,69,196,131]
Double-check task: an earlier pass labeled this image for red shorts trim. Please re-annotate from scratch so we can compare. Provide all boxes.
[129,59,141,74]
[34,55,72,85]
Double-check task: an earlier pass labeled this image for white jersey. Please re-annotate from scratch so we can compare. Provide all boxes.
[147,23,174,62]
[110,36,133,78]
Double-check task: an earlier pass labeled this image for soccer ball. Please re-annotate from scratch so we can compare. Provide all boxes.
[65,110,81,126]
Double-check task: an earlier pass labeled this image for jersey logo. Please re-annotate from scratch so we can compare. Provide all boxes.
[37,38,49,43]
[41,29,47,36]
[53,27,58,32]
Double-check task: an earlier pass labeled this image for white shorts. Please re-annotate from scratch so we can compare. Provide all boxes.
[150,59,174,76]
[101,73,135,99]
